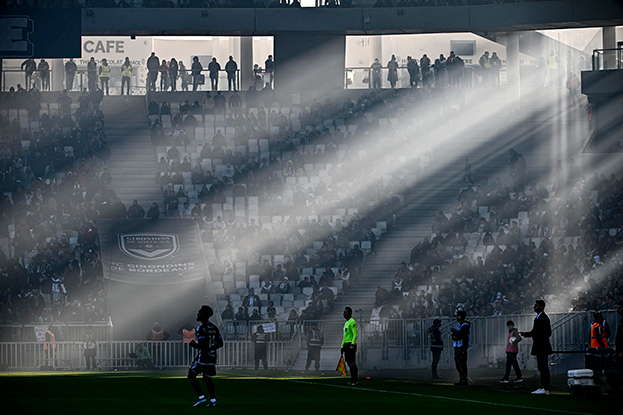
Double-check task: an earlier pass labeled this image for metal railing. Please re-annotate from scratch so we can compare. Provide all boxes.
[1,310,618,371]
[345,65,480,89]
[146,69,242,93]
[2,69,54,92]
[591,48,623,71]
[0,339,296,371]
[1,68,242,93]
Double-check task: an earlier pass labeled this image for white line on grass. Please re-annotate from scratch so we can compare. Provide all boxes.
[285,379,593,415]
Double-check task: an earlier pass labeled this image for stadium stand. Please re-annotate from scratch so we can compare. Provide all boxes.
[378,166,623,319]
[0,88,111,325]
[146,90,426,330]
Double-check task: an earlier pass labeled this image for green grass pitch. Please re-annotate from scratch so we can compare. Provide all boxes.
[1,371,619,415]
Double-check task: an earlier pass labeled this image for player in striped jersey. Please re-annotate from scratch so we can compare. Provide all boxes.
[188,305,223,407]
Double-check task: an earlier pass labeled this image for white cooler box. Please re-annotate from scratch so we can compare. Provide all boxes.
[567,369,594,386]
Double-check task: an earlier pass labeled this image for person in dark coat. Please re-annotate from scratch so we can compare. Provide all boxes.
[146,202,160,220]
[520,300,553,395]
[429,319,443,379]
[251,325,268,370]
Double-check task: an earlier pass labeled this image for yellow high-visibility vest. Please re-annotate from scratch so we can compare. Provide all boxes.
[122,64,132,77]
[100,64,111,78]
[548,55,558,70]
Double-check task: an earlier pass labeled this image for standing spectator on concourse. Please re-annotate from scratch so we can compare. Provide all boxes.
[225,56,238,91]
[38,59,50,91]
[87,57,98,91]
[420,54,431,88]
[208,57,221,91]
[547,50,559,87]
[169,58,179,92]
[159,59,169,91]
[21,58,37,88]
[121,57,132,95]
[371,58,382,89]
[147,52,160,92]
[264,54,274,87]
[65,58,77,91]
[191,57,203,92]
[520,300,553,395]
[387,55,398,89]
[451,310,470,386]
[407,56,419,88]
[179,61,189,91]
[479,51,492,87]
[490,52,502,87]
[98,58,111,95]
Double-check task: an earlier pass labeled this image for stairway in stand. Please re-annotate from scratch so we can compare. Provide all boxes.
[100,96,162,210]
[320,88,588,349]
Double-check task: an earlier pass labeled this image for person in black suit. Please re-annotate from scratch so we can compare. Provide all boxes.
[520,300,553,395]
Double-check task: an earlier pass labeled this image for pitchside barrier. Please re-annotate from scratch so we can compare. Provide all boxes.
[0,339,298,371]
[0,311,618,371]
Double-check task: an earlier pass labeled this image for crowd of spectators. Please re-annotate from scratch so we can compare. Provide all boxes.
[0,86,112,325]
[374,157,623,320]
[147,87,448,322]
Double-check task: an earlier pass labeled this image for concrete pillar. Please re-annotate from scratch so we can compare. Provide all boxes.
[51,59,64,91]
[506,32,520,109]
[240,36,253,91]
[602,26,616,70]
[274,34,346,97]
[381,35,393,64]
[255,37,270,68]
[369,35,382,65]
[211,38,220,62]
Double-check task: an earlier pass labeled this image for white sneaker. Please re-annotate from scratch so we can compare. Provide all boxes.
[531,388,549,395]
[193,397,207,407]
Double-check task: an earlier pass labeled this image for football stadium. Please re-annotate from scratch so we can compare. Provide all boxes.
[1,1,623,413]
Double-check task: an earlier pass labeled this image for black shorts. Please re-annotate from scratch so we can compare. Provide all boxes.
[342,343,357,363]
[189,360,216,377]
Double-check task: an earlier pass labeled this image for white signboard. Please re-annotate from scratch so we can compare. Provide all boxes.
[34,325,48,342]
[262,323,277,333]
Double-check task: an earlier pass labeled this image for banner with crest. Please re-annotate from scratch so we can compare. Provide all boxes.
[98,219,206,285]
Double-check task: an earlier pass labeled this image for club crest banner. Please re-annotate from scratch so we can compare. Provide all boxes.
[98,219,207,285]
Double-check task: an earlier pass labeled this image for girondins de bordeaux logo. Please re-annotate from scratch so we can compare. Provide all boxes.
[118,234,179,261]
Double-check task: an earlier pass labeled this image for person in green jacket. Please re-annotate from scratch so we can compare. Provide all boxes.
[341,307,358,386]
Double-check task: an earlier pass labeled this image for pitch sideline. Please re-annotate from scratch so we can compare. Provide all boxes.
[284,379,592,415]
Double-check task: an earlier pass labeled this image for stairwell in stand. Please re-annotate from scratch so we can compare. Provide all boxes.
[100,96,162,210]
